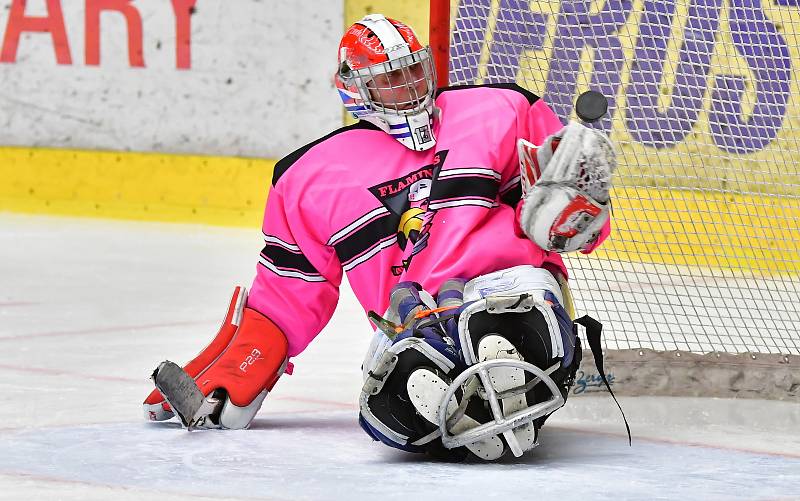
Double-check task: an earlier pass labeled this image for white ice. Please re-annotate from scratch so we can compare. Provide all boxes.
[1,213,798,501]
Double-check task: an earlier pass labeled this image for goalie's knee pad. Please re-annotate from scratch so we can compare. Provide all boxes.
[359,335,463,454]
[359,274,583,460]
[360,281,475,457]
[438,266,582,457]
[460,266,580,371]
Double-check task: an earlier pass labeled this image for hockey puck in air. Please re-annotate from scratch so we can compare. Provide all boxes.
[575,91,608,122]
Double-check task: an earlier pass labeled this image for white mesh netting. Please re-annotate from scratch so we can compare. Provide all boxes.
[447,0,800,354]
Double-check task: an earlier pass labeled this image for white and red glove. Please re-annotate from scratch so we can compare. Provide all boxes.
[516,121,616,253]
[143,286,290,429]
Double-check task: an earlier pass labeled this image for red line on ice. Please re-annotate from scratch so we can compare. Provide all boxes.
[0,407,356,434]
[0,363,358,408]
[270,395,357,409]
[0,470,283,500]
[0,319,217,342]
[0,363,140,383]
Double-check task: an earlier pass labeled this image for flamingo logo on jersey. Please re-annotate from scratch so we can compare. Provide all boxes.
[398,178,432,244]
[368,151,448,275]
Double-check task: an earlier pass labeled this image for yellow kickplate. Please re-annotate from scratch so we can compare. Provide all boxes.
[0,146,275,228]
[2,147,797,276]
[593,187,800,276]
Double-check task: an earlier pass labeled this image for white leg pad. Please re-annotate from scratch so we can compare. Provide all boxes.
[478,335,538,452]
[407,368,505,460]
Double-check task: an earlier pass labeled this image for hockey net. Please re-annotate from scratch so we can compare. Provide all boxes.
[434,0,799,397]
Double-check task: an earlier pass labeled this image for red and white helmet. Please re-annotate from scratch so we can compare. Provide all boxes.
[335,14,438,151]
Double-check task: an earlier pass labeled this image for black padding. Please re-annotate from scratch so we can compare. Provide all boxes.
[272,121,381,186]
[467,309,555,369]
[466,309,565,428]
[549,335,582,402]
[425,439,469,462]
[435,83,540,105]
[366,348,450,443]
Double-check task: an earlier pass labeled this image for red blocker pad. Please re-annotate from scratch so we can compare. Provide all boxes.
[197,306,288,407]
[143,287,289,428]
[143,286,247,421]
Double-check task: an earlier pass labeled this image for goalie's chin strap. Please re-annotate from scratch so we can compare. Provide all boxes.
[574,315,632,446]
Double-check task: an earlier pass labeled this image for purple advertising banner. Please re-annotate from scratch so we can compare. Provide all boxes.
[450,0,793,153]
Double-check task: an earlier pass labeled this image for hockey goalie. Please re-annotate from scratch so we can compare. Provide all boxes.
[144,13,616,461]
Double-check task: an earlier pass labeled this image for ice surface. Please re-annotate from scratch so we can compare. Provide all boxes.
[1,214,798,500]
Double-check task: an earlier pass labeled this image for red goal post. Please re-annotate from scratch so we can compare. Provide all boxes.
[429,0,452,89]
[428,0,799,400]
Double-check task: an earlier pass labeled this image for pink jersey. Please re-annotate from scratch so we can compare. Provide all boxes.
[249,84,610,357]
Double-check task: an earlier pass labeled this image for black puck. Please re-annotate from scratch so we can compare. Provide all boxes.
[575,90,608,122]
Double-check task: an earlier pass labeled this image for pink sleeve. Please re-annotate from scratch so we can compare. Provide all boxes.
[500,96,565,203]
[247,183,342,358]
[581,218,611,254]
[502,97,563,203]
[526,99,565,145]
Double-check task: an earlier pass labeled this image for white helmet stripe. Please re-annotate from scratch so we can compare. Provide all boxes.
[358,14,412,59]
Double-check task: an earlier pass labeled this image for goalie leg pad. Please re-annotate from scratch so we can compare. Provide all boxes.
[461,268,581,399]
[359,335,505,461]
[359,336,461,453]
[360,281,508,460]
[406,366,506,461]
[438,266,581,454]
[477,335,537,453]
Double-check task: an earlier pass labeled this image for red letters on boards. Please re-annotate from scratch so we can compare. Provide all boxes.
[1,0,194,68]
[1,0,72,64]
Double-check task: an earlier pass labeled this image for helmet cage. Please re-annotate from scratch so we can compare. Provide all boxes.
[338,47,436,117]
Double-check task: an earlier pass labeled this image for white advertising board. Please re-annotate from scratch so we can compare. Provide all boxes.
[0,0,344,157]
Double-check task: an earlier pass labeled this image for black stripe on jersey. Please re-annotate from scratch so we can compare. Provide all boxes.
[331,174,503,266]
[430,175,499,202]
[500,182,523,207]
[272,121,382,186]
[435,83,540,106]
[332,212,400,265]
[259,243,320,276]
